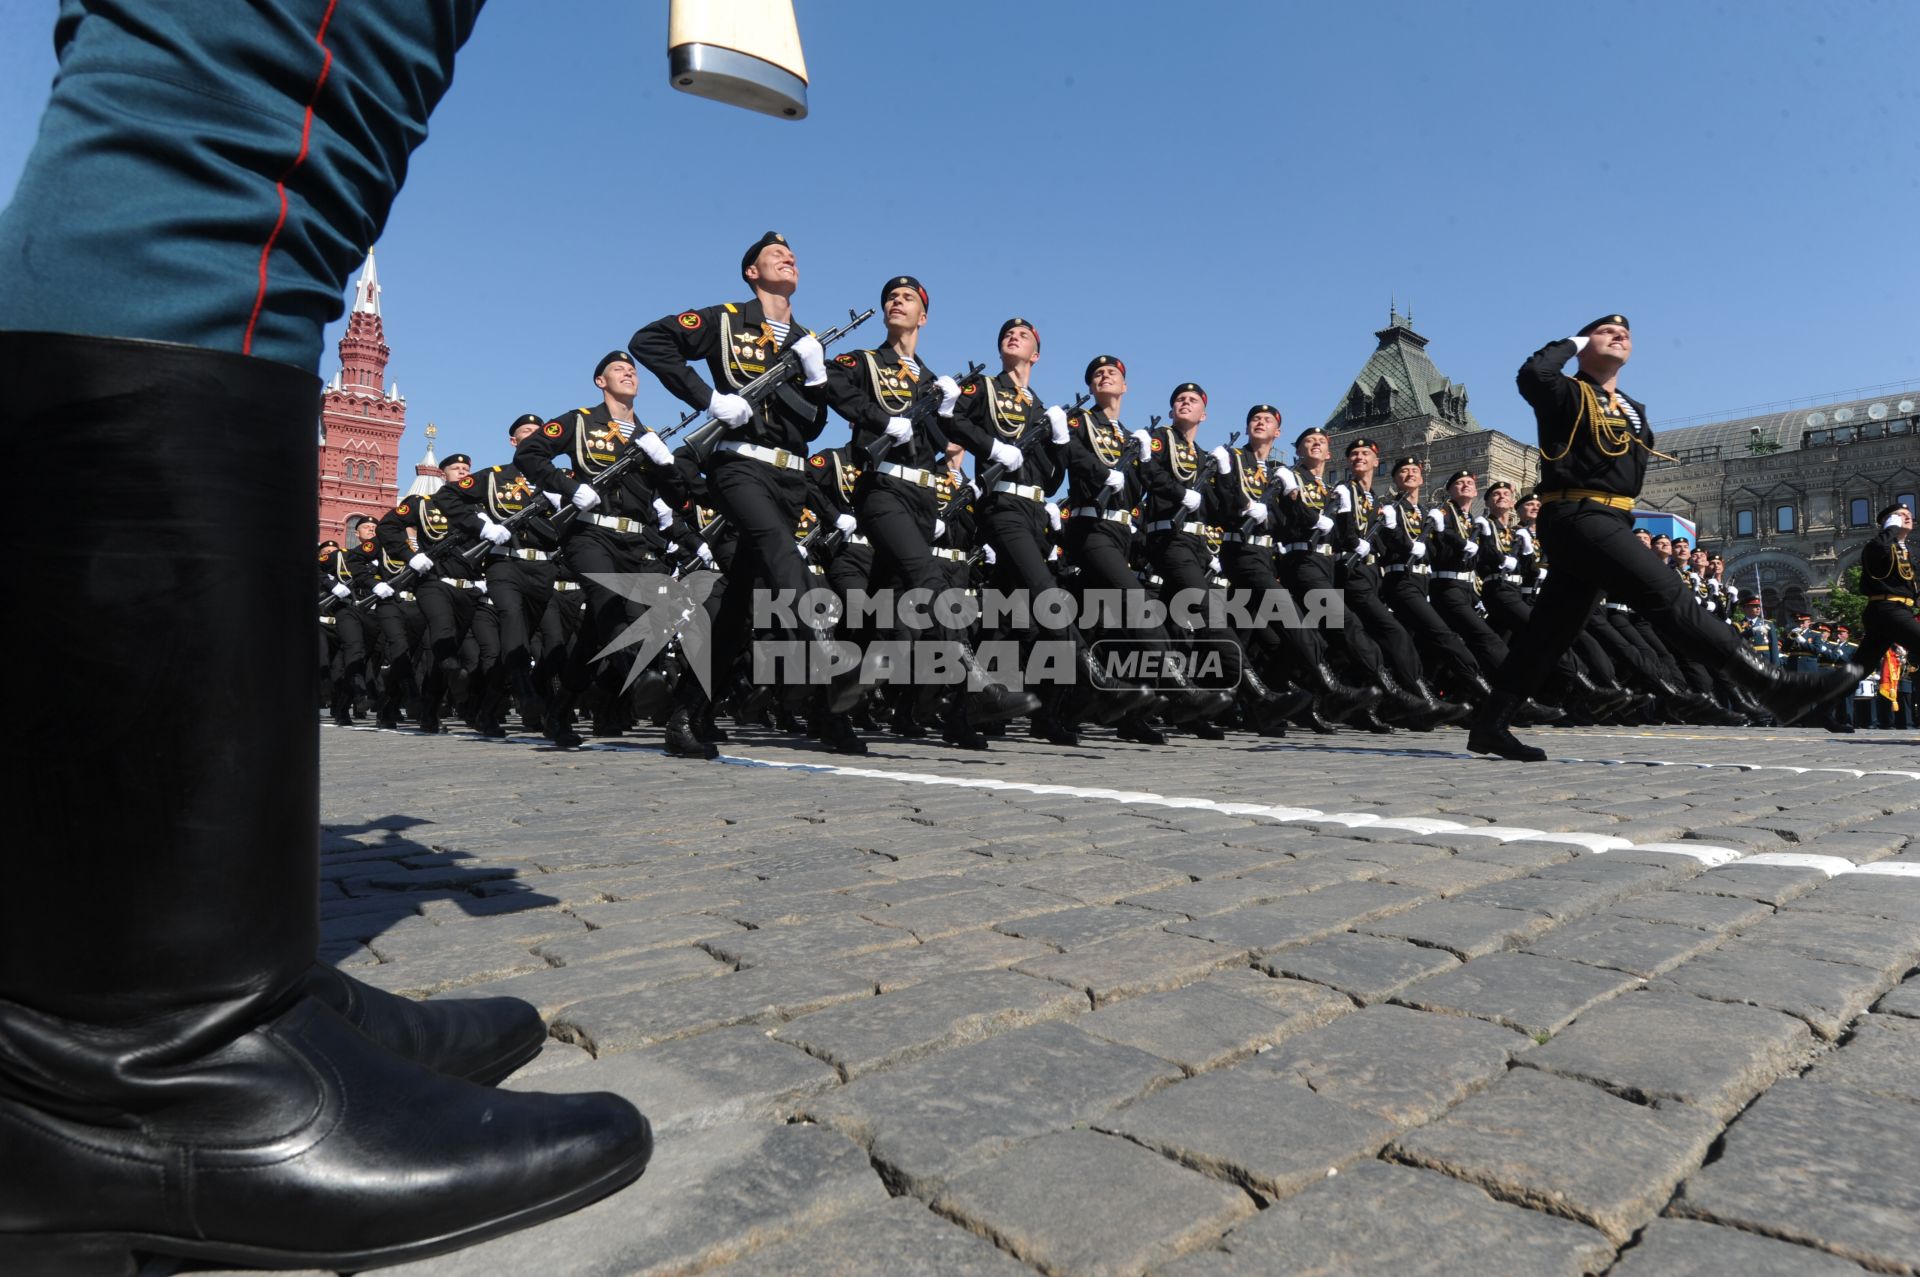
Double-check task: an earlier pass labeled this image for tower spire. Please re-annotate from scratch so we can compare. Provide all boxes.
[352,250,382,317]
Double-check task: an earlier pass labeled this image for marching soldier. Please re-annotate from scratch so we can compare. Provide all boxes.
[1836,504,1920,727]
[1471,314,1858,760]
[373,455,489,734]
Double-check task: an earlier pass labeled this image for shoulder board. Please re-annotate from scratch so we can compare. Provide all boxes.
[722,302,738,314]
[490,465,502,474]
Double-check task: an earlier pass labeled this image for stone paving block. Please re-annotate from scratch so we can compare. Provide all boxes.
[1013,928,1241,1005]
[552,966,876,1056]
[1355,899,1560,959]
[1730,908,1920,974]
[351,943,546,998]
[1450,874,1643,922]
[1250,1004,1524,1127]
[1879,977,1920,1018]
[701,1196,1033,1277]
[1519,991,1814,1120]
[992,903,1169,949]
[1393,951,1640,1038]
[450,945,728,1018]
[931,1130,1254,1277]
[1075,977,1348,1073]
[1166,882,1432,956]
[826,928,1055,992]
[1674,864,1826,905]
[1609,1218,1877,1277]
[1098,1063,1395,1199]
[1684,825,1790,851]
[1258,931,1460,1003]
[1228,857,1386,893]
[839,874,980,906]
[1455,842,1581,870]
[1649,948,1898,1040]
[503,1026,838,1132]
[1159,1161,1613,1277]
[867,885,1079,940]
[772,970,1084,1078]
[1118,877,1306,919]
[565,890,742,929]
[799,1021,1180,1195]
[1026,859,1191,905]
[502,1038,594,1080]
[1675,1079,1920,1273]
[1786,875,1920,925]
[721,888,879,928]
[1520,915,1723,977]
[381,1121,887,1277]
[701,914,921,969]
[1141,846,1296,879]
[1389,1068,1720,1243]
[1802,1014,1920,1102]
[1374,855,1531,897]
[532,914,747,966]
[1607,891,1773,933]
[1535,853,1704,890]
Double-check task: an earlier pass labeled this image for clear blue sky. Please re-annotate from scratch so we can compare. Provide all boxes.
[3,1,1915,469]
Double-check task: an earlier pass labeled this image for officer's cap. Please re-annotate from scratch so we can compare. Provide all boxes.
[1814,620,1832,631]
[1447,469,1477,485]
[1834,622,1851,633]
[1577,314,1630,337]
[882,275,928,309]
[1794,609,1812,619]
[318,540,340,551]
[441,453,472,469]
[740,231,788,280]
[1169,382,1207,407]
[1741,592,1762,605]
[1084,355,1126,386]
[594,350,635,379]
[1245,403,1280,425]
[998,317,1040,350]
[509,412,543,436]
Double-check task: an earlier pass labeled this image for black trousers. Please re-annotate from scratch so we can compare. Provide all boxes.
[707,454,813,681]
[984,497,1067,645]
[1851,601,1920,700]
[1066,519,1161,647]
[857,477,944,600]
[1150,529,1239,682]
[483,557,557,680]
[558,530,665,700]
[1383,575,1482,684]
[1493,502,1745,699]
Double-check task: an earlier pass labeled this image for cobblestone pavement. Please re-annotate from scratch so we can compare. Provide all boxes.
[286,720,1919,1276]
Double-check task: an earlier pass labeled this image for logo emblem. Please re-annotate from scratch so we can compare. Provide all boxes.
[677,311,703,330]
[543,421,564,438]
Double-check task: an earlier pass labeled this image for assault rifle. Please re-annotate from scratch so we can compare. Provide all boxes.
[936,388,1091,527]
[863,360,984,465]
[664,307,874,463]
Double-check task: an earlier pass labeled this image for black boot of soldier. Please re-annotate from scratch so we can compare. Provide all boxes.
[0,333,650,1276]
[1467,690,1549,761]
[663,686,719,760]
[941,695,990,749]
[304,963,545,1085]
[1728,648,1862,726]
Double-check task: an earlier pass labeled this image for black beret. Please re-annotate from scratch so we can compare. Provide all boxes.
[1577,313,1630,337]
[508,412,543,435]
[740,231,788,279]
[1879,503,1909,523]
[1245,403,1279,424]
[881,275,927,308]
[1294,425,1328,446]
[1084,354,1126,385]
[1707,551,1723,562]
[441,453,472,468]
[594,350,635,378]
[1390,455,1422,473]
[1485,480,1514,494]
[318,540,340,551]
[998,316,1039,350]
[1446,469,1476,484]
[1345,436,1379,455]
[345,512,371,527]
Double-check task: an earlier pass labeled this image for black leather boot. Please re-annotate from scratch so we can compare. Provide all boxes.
[941,695,990,749]
[1727,647,1862,726]
[663,686,720,759]
[957,640,1041,725]
[0,334,649,1275]
[1466,689,1549,761]
[303,963,544,1085]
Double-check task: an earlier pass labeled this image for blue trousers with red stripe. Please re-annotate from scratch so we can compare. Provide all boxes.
[0,0,484,369]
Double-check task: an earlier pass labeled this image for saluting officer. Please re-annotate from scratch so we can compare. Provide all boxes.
[1836,504,1920,724]
[1472,314,1858,760]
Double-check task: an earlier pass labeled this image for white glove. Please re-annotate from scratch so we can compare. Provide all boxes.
[653,498,675,530]
[1211,445,1232,470]
[1462,540,1480,557]
[791,333,826,385]
[330,583,352,600]
[1427,507,1446,526]
[1244,501,1269,525]
[834,513,858,534]
[708,391,753,427]
[1132,428,1152,462]
[983,544,998,566]
[1046,503,1062,531]
[696,542,715,566]
[1886,512,1909,529]
[479,518,512,546]
[935,375,961,416]
[408,552,434,574]
[989,440,1023,470]
[1515,529,1534,555]
[373,582,396,600]
[1047,405,1069,444]
[796,542,810,560]
[1313,513,1335,536]
[571,486,601,512]
[475,580,488,595]
[1475,516,1495,536]
[637,430,673,465]
[1352,539,1371,558]
[1181,488,1202,512]
[933,518,946,537]
[1500,555,1518,572]
[1380,505,1399,530]
[884,416,912,443]
[1334,486,1354,515]
[1102,468,1126,491]
[1272,466,1299,494]
[543,490,564,511]
[1208,556,1222,574]
[1411,541,1427,561]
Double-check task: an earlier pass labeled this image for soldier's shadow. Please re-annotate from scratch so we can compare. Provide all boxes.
[317,814,561,971]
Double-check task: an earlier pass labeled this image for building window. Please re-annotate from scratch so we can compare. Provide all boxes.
[1735,509,1755,537]
[367,464,377,483]
[1901,493,1917,514]
[1850,497,1871,527]
[1775,505,1795,533]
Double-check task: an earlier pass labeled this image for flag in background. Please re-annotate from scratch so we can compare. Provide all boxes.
[1881,648,1902,709]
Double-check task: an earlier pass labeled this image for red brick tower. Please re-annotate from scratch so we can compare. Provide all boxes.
[316,252,407,544]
